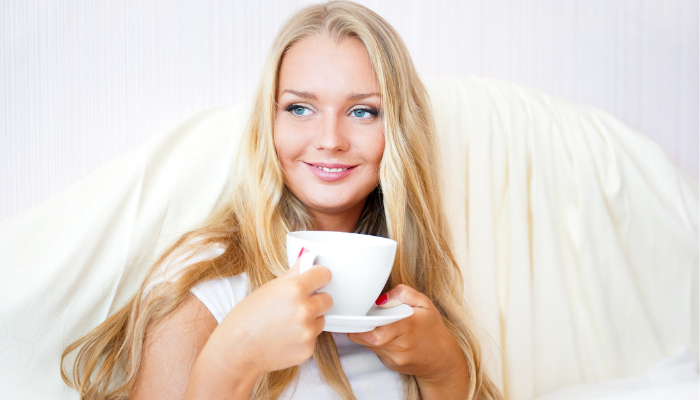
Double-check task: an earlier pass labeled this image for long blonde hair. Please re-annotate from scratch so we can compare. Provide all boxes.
[61,2,502,399]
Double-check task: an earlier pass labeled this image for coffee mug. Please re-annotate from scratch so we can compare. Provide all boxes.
[286,231,397,316]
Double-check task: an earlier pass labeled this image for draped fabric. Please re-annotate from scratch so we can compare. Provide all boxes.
[424,76,698,398]
[0,77,697,399]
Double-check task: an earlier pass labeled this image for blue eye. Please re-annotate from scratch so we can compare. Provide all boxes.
[284,104,313,116]
[353,109,367,118]
[350,107,378,119]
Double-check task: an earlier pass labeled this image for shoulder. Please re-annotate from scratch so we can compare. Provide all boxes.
[167,240,250,324]
[191,272,249,323]
[145,293,218,350]
[144,240,227,296]
[145,240,249,324]
[132,293,217,399]
[161,242,228,282]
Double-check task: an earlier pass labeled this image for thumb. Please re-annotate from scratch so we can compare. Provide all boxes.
[283,263,300,276]
[281,247,307,277]
[374,284,431,309]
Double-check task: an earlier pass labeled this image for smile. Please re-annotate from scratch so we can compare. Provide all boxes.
[305,162,357,182]
[316,166,349,172]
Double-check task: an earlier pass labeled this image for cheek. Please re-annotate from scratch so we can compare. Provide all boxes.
[273,123,300,167]
[273,134,286,164]
[368,131,386,167]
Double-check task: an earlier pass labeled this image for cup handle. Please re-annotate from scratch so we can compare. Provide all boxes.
[298,251,317,273]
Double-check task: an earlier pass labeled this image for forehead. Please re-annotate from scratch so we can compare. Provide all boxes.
[277,35,379,97]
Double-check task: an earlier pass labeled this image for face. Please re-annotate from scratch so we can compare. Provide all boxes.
[274,35,384,230]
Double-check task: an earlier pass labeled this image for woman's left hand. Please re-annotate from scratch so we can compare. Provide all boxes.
[346,284,470,399]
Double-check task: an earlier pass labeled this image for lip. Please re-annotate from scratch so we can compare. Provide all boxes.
[305,162,357,182]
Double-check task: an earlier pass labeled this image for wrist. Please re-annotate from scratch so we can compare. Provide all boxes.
[185,328,262,399]
[415,336,470,399]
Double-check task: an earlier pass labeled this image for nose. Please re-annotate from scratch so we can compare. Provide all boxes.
[313,113,350,152]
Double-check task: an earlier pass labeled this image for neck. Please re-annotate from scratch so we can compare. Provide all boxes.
[309,199,367,233]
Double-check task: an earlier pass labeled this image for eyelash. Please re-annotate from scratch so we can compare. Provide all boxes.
[349,106,379,117]
[284,104,379,118]
[284,104,312,116]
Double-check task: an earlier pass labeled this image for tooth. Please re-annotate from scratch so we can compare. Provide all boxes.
[317,166,348,172]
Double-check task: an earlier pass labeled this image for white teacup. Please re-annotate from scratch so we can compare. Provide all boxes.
[286,231,397,316]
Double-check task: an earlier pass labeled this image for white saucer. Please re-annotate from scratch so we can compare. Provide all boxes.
[324,304,414,333]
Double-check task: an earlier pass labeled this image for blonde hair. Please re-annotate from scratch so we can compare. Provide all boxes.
[61,2,502,399]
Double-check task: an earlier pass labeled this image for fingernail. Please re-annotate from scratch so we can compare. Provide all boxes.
[375,293,388,305]
[297,247,305,259]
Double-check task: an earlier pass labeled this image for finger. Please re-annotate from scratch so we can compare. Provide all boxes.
[347,329,379,347]
[346,331,371,346]
[297,251,317,274]
[297,265,332,293]
[282,263,300,277]
[281,247,307,277]
[347,317,408,347]
[375,284,431,309]
[313,315,326,335]
[309,292,333,316]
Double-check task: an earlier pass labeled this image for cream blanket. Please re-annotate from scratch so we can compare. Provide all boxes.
[0,76,697,399]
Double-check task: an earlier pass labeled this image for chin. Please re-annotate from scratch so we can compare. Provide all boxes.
[305,199,361,215]
[302,190,368,213]
[288,183,376,219]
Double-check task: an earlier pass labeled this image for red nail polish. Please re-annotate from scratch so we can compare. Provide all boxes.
[375,293,388,305]
[297,247,305,259]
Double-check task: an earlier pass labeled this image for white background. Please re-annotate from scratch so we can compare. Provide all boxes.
[1,0,698,220]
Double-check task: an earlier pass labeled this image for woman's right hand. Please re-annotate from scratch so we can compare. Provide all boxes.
[185,250,332,399]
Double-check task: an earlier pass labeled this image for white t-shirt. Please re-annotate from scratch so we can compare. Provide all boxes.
[147,246,404,400]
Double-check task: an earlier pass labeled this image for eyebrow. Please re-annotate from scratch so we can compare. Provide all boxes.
[346,92,380,101]
[282,89,380,101]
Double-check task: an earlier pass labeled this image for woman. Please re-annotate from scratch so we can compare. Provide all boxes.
[61,2,502,399]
